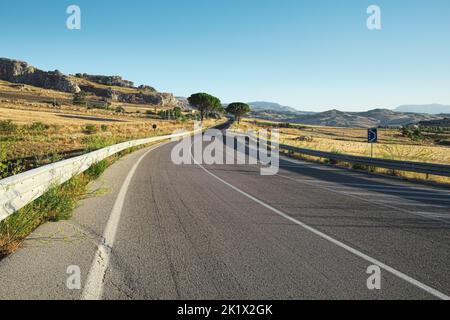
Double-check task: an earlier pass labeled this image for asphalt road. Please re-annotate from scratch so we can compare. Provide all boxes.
[1,126,450,300]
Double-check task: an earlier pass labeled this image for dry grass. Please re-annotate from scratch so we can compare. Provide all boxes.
[0,106,218,163]
[1,146,141,256]
[235,119,450,184]
[0,79,225,256]
[0,81,222,180]
[0,107,185,157]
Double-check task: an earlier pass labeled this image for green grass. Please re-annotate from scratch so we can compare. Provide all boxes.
[0,143,23,179]
[0,120,18,134]
[0,159,113,257]
[0,174,89,257]
[27,122,50,133]
[0,140,160,257]
[83,135,118,152]
[84,124,98,135]
[85,159,109,179]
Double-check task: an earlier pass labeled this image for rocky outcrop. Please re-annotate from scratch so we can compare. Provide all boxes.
[0,58,80,93]
[137,85,156,92]
[74,73,135,88]
[79,85,178,106]
[0,57,178,107]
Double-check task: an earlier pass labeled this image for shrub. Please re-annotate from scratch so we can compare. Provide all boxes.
[85,160,109,179]
[173,107,182,119]
[84,124,98,135]
[83,135,116,151]
[100,125,109,132]
[27,122,50,132]
[0,143,23,179]
[0,120,17,134]
[73,91,87,105]
[115,106,125,114]
[438,140,450,146]
[400,126,424,141]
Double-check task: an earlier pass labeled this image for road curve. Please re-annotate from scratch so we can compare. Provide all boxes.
[1,129,450,300]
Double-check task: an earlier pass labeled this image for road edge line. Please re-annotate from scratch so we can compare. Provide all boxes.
[81,142,168,300]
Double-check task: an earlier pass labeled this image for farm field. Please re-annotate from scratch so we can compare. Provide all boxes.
[234,119,450,184]
[0,80,219,178]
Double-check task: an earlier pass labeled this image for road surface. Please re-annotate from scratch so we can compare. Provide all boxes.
[1,126,450,300]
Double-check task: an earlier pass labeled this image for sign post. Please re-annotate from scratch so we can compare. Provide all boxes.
[368,128,378,158]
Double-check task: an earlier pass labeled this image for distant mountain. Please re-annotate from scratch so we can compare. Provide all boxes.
[247,101,309,114]
[297,109,377,128]
[250,107,445,128]
[394,104,450,115]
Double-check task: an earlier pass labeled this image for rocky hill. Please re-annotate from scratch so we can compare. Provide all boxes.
[251,107,445,128]
[0,58,178,107]
[0,58,80,93]
[74,73,135,88]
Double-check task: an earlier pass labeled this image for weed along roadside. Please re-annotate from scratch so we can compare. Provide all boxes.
[234,120,450,185]
[0,143,150,257]
[0,120,226,258]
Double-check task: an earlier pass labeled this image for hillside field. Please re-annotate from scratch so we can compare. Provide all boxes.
[0,80,219,178]
[234,119,450,184]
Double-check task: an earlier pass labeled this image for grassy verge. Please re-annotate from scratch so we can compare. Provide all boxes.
[234,119,450,185]
[0,117,223,178]
[281,149,450,185]
[0,142,156,258]
[0,120,227,257]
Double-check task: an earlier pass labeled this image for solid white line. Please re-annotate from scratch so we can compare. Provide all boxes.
[278,156,450,225]
[82,142,167,300]
[415,212,450,219]
[279,173,450,226]
[191,162,450,300]
[370,200,449,208]
[338,188,450,197]
[280,156,450,191]
[342,191,450,201]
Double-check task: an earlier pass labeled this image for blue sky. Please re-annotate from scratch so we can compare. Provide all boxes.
[1,0,449,111]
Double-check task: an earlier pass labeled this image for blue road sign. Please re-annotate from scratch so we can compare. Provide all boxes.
[368,128,378,143]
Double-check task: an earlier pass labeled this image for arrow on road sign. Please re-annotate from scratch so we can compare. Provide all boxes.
[368,128,378,144]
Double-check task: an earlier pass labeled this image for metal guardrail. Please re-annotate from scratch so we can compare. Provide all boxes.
[280,144,450,177]
[2,127,448,223]
[228,130,450,178]
[0,130,197,222]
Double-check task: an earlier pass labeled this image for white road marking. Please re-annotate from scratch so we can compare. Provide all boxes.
[192,144,450,300]
[337,188,450,197]
[370,200,449,208]
[279,157,450,225]
[342,191,450,202]
[196,164,450,300]
[281,157,450,193]
[415,212,450,219]
[279,173,450,226]
[337,183,450,194]
[82,143,167,300]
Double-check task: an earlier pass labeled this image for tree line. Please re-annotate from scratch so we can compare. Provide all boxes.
[73,90,252,122]
[187,93,251,123]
